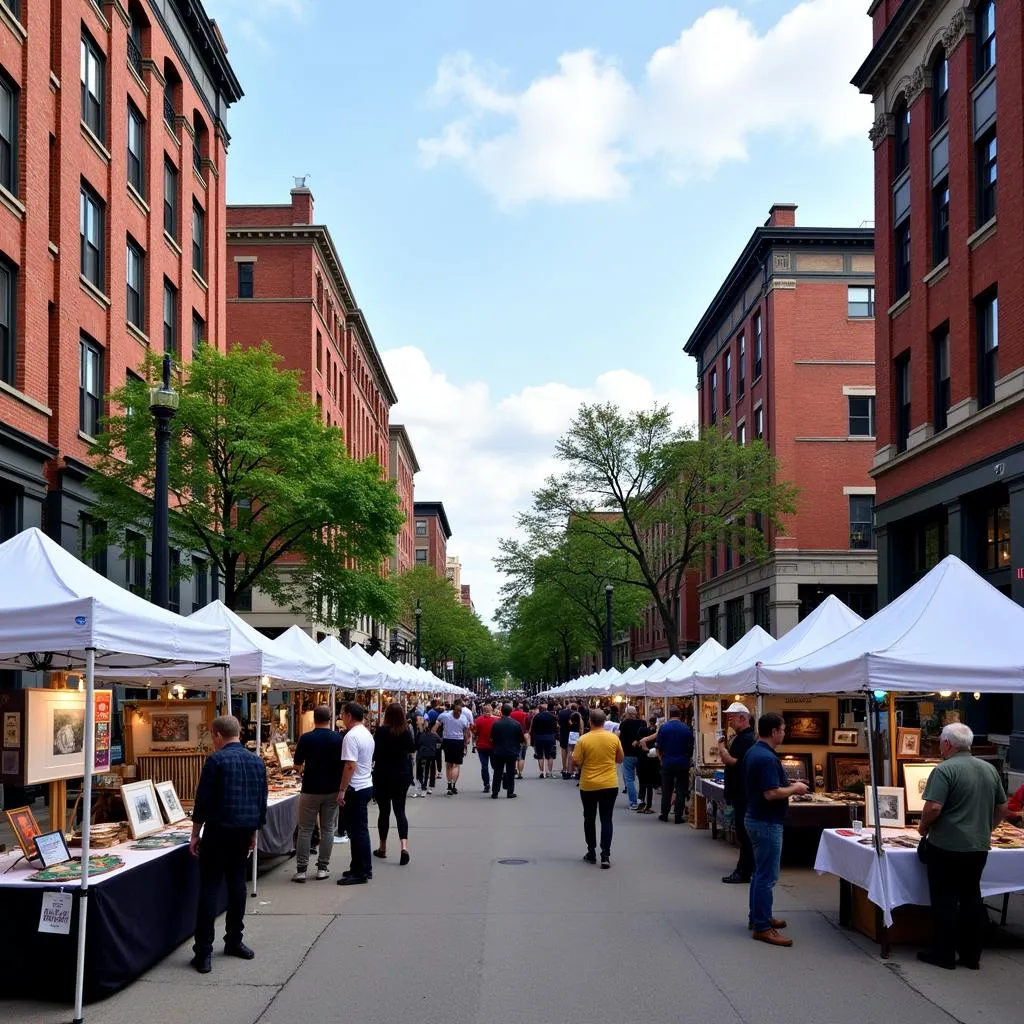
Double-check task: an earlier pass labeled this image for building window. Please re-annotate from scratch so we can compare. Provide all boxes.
[894,103,910,176]
[848,395,875,437]
[726,598,744,645]
[975,1,996,80]
[754,406,763,441]
[126,238,144,329]
[168,548,180,614]
[847,285,875,318]
[932,180,949,265]
[127,103,144,193]
[238,261,254,298]
[738,334,746,398]
[849,495,875,550]
[128,13,143,75]
[80,33,105,140]
[710,368,718,424]
[895,354,911,453]
[79,184,104,290]
[933,326,950,432]
[79,335,102,436]
[723,351,732,412]
[235,587,253,613]
[0,74,17,195]
[163,159,178,238]
[932,56,948,129]
[415,548,428,564]
[0,258,14,386]
[192,557,208,610]
[737,421,746,446]
[984,502,1010,571]
[753,313,762,378]
[893,222,910,300]
[975,129,997,225]
[192,311,205,356]
[125,530,146,596]
[163,279,178,356]
[192,201,204,276]
[977,291,998,409]
[80,514,106,575]
[415,519,427,537]
[753,589,770,632]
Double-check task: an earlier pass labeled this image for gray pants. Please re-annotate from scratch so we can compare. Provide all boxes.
[295,791,340,872]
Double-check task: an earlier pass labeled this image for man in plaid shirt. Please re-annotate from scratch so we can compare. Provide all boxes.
[190,715,268,973]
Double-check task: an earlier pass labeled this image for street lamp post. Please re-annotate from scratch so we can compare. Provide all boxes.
[414,600,422,669]
[149,354,179,609]
[604,583,614,670]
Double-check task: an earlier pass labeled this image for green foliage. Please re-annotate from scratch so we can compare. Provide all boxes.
[503,581,590,685]
[88,344,403,622]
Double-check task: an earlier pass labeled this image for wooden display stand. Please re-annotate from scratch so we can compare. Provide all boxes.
[690,793,709,830]
[846,882,931,947]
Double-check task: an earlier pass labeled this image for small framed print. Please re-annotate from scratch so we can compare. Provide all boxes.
[33,830,72,868]
[779,752,813,785]
[121,780,164,840]
[3,710,19,748]
[896,727,921,757]
[1,749,18,775]
[155,780,188,824]
[274,741,294,769]
[701,732,722,765]
[4,805,42,860]
[900,761,940,814]
[831,728,860,747]
[865,785,906,828]
[782,711,829,745]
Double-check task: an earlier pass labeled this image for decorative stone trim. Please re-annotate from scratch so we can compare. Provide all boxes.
[869,113,894,149]
[994,368,1024,405]
[907,422,934,450]
[946,397,976,428]
[923,258,950,288]
[942,7,970,55]
[906,64,927,106]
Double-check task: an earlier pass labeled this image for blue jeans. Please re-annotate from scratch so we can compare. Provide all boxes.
[622,756,638,805]
[478,749,491,787]
[745,816,784,931]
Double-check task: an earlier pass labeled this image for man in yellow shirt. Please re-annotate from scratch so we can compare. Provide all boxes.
[571,708,624,869]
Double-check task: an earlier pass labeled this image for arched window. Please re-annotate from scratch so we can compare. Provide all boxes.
[894,100,911,176]
[192,111,209,175]
[931,52,948,129]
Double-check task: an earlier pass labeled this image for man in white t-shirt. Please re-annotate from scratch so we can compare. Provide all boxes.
[437,700,472,795]
[336,702,376,885]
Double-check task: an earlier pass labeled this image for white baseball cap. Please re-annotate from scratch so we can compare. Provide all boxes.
[724,702,751,715]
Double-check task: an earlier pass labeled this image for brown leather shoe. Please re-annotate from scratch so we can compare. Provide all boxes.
[748,918,787,930]
[752,928,793,947]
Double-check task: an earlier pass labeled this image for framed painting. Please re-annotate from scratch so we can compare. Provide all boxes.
[155,780,189,824]
[827,752,871,794]
[25,689,111,785]
[778,752,813,785]
[900,761,940,813]
[831,728,860,747]
[4,805,42,860]
[150,713,191,746]
[274,741,294,769]
[3,710,19,748]
[865,785,906,828]
[121,779,164,840]
[782,710,829,745]
[896,727,921,758]
[701,732,723,765]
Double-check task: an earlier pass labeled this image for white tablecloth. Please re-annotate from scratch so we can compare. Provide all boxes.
[814,828,1024,927]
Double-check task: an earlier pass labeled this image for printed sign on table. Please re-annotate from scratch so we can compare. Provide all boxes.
[38,892,73,935]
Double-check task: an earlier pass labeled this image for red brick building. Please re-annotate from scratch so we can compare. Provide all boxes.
[0,0,240,612]
[684,205,878,642]
[853,0,1023,764]
[413,501,451,577]
[388,425,418,577]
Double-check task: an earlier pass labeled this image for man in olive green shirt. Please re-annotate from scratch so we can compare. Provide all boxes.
[916,723,1007,971]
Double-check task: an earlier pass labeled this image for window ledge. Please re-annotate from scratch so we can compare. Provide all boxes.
[847,435,876,442]
[887,293,911,318]
[77,429,99,446]
[87,0,110,32]
[126,321,149,347]
[192,268,208,291]
[47,241,58,257]
[80,275,111,309]
[164,119,181,149]
[0,378,51,416]
[967,217,997,251]
[0,183,25,219]
[923,258,950,287]
[127,182,150,216]
[193,166,207,191]
[127,60,147,94]
[163,230,182,257]
[0,2,26,43]
[80,122,112,164]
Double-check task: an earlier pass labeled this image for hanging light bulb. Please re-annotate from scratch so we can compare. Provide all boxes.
[973,692,981,700]
[938,691,953,698]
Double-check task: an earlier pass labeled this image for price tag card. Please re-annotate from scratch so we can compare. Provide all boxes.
[38,891,73,935]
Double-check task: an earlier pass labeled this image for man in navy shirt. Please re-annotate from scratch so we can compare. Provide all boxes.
[655,706,694,823]
[743,712,807,947]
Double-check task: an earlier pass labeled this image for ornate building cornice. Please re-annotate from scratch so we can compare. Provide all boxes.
[869,113,895,149]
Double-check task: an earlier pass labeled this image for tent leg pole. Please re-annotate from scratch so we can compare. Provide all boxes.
[252,691,261,898]
[73,648,97,1024]
[887,692,898,787]
[865,694,884,859]
[224,665,231,716]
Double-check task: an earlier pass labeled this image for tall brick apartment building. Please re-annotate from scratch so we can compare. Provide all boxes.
[413,501,451,577]
[225,185,398,647]
[684,205,878,642]
[853,0,1023,765]
[0,0,240,613]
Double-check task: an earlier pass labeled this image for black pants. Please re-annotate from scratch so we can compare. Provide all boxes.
[925,846,989,965]
[342,786,374,879]
[580,787,617,856]
[638,765,656,807]
[416,755,436,789]
[661,763,688,820]
[193,824,252,956]
[490,753,517,796]
[375,779,410,842]
[733,803,754,876]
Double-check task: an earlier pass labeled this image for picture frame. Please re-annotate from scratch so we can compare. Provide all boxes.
[274,741,294,769]
[121,780,164,840]
[896,727,921,758]
[900,762,940,814]
[778,752,813,785]
[155,780,189,824]
[3,710,19,748]
[4,805,42,860]
[33,830,72,868]
[1,750,18,775]
[24,688,112,785]
[782,710,829,745]
[827,752,871,794]
[865,785,906,828]
[831,728,860,747]
[150,713,191,746]
[701,732,723,765]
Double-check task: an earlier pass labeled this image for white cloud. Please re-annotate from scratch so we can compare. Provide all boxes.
[418,0,872,205]
[382,347,698,626]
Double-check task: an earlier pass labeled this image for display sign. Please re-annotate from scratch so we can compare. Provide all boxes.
[33,830,72,868]
[93,689,112,771]
[38,892,73,935]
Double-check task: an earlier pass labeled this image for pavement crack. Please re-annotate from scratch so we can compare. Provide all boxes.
[663,913,750,1024]
[251,914,336,1024]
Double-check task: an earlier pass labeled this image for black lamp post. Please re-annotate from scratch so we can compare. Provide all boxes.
[149,354,179,609]
[414,599,422,669]
[604,583,614,669]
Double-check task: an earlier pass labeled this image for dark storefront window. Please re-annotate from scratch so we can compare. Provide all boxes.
[726,598,745,645]
[985,503,1010,571]
[705,604,718,642]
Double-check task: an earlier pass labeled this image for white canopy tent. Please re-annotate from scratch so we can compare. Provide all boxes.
[646,637,728,696]
[0,528,232,1024]
[318,634,377,688]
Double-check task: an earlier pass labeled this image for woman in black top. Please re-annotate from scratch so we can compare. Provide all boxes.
[635,716,659,813]
[373,702,415,865]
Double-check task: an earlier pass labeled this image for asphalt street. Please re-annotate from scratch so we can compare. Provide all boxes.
[5,769,1023,1024]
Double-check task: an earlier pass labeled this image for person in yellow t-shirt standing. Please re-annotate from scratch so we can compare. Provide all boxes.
[571,708,624,869]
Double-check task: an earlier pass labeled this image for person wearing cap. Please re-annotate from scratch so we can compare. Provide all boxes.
[718,702,757,884]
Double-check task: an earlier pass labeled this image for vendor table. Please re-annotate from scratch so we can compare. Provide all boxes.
[0,838,226,1003]
[260,791,300,857]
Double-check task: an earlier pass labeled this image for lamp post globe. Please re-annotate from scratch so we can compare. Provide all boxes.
[149,354,179,609]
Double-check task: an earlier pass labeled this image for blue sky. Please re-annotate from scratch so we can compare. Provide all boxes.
[206,0,875,623]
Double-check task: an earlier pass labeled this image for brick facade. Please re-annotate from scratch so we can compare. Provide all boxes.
[388,424,418,576]
[413,501,450,577]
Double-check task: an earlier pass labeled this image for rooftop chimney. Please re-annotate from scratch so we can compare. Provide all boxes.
[291,177,313,224]
[766,203,797,228]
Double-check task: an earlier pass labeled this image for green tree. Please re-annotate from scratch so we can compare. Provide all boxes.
[88,344,403,622]
[515,403,798,657]
[500,579,591,684]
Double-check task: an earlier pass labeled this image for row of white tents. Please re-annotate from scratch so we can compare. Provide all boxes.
[0,527,468,1021]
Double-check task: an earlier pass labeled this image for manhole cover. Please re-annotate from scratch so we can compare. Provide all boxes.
[497,858,530,865]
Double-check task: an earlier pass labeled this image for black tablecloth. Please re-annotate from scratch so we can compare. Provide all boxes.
[0,845,227,1003]
[260,794,299,857]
